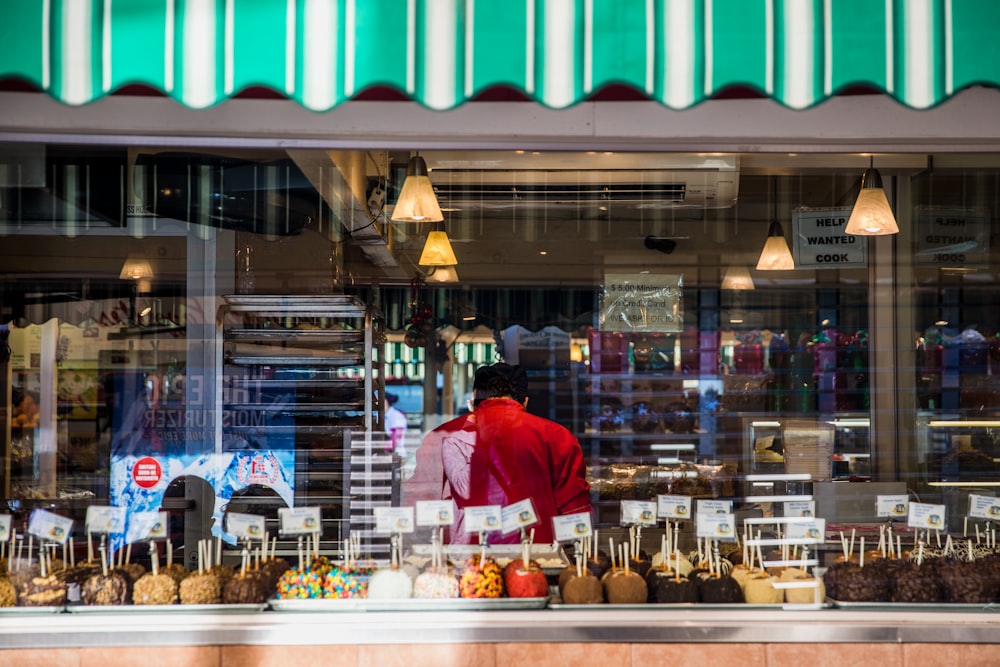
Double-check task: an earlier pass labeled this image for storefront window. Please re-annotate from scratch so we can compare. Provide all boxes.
[1,144,996,609]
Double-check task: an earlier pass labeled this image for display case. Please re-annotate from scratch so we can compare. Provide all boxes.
[220,295,390,553]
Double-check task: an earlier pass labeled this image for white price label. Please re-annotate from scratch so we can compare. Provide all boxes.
[374,506,415,534]
[968,494,1000,520]
[785,518,826,542]
[696,512,736,540]
[463,505,502,533]
[28,509,74,544]
[908,502,946,530]
[226,512,267,540]
[278,507,322,535]
[784,501,816,518]
[876,495,909,518]
[416,500,455,526]
[697,499,733,515]
[553,512,593,542]
[148,511,169,540]
[128,511,163,543]
[501,498,538,534]
[0,515,10,542]
[656,495,692,520]
[620,500,658,526]
[85,506,125,535]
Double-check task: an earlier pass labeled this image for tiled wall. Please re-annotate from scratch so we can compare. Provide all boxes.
[1,643,994,667]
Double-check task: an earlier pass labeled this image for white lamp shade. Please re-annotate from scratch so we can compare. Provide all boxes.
[845,185,898,235]
[419,230,458,266]
[391,156,444,223]
[755,223,795,270]
[426,265,460,283]
[721,265,755,290]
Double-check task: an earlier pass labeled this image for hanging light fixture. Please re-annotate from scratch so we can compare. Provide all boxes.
[845,158,898,235]
[426,265,460,283]
[721,265,755,290]
[755,177,794,271]
[418,223,458,266]
[392,154,443,223]
[119,253,155,292]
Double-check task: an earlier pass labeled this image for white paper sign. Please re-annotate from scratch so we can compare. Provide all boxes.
[128,511,163,543]
[914,206,990,267]
[793,207,867,269]
[968,494,1000,520]
[620,500,658,526]
[877,495,909,518]
[85,506,125,534]
[0,515,10,542]
[784,501,816,518]
[501,498,539,534]
[374,506,415,534]
[463,505,502,533]
[785,518,826,542]
[416,500,455,526]
[696,512,736,540]
[656,495,692,520]
[226,512,267,540]
[148,511,169,540]
[28,509,73,544]
[278,507,322,535]
[599,273,683,333]
[697,499,733,515]
[908,502,946,530]
[553,512,593,542]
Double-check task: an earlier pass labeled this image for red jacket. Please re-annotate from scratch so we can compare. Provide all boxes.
[435,398,591,544]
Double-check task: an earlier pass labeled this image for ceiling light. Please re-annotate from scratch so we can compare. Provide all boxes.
[419,226,458,266]
[721,265,755,290]
[845,164,898,236]
[755,222,795,271]
[426,265,460,283]
[391,155,443,223]
[119,253,154,292]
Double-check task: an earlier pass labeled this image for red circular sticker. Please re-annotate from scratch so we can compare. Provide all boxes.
[132,457,162,489]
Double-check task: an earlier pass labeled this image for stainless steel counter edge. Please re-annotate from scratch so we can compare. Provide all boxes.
[2,609,1000,648]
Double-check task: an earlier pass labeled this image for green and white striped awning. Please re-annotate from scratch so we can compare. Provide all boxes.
[2,0,1000,111]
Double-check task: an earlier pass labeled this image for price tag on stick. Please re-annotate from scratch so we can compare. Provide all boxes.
[416,500,455,526]
[374,506,415,534]
[28,509,74,544]
[278,507,322,536]
[227,512,267,541]
[553,512,592,542]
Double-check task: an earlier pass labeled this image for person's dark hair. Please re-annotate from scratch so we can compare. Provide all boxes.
[472,363,528,406]
[386,392,399,406]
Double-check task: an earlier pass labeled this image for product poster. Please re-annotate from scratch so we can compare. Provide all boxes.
[109,449,294,550]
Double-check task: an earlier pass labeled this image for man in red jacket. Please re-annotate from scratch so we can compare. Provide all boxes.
[408,363,591,544]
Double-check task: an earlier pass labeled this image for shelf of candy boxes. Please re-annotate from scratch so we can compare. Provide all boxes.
[821,523,1000,609]
[549,521,828,607]
[0,532,299,612]
[588,462,737,502]
[268,531,566,610]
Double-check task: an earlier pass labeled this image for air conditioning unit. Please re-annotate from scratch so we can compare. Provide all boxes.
[426,155,739,210]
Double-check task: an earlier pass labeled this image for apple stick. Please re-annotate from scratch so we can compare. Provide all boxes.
[99,543,108,577]
[150,540,159,576]
[608,537,616,571]
[166,538,173,567]
[859,537,866,568]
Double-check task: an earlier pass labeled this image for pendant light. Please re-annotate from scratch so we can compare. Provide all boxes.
[392,154,444,223]
[845,158,898,235]
[426,265,460,283]
[721,265,755,290]
[418,223,458,266]
[755,177,795,271]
